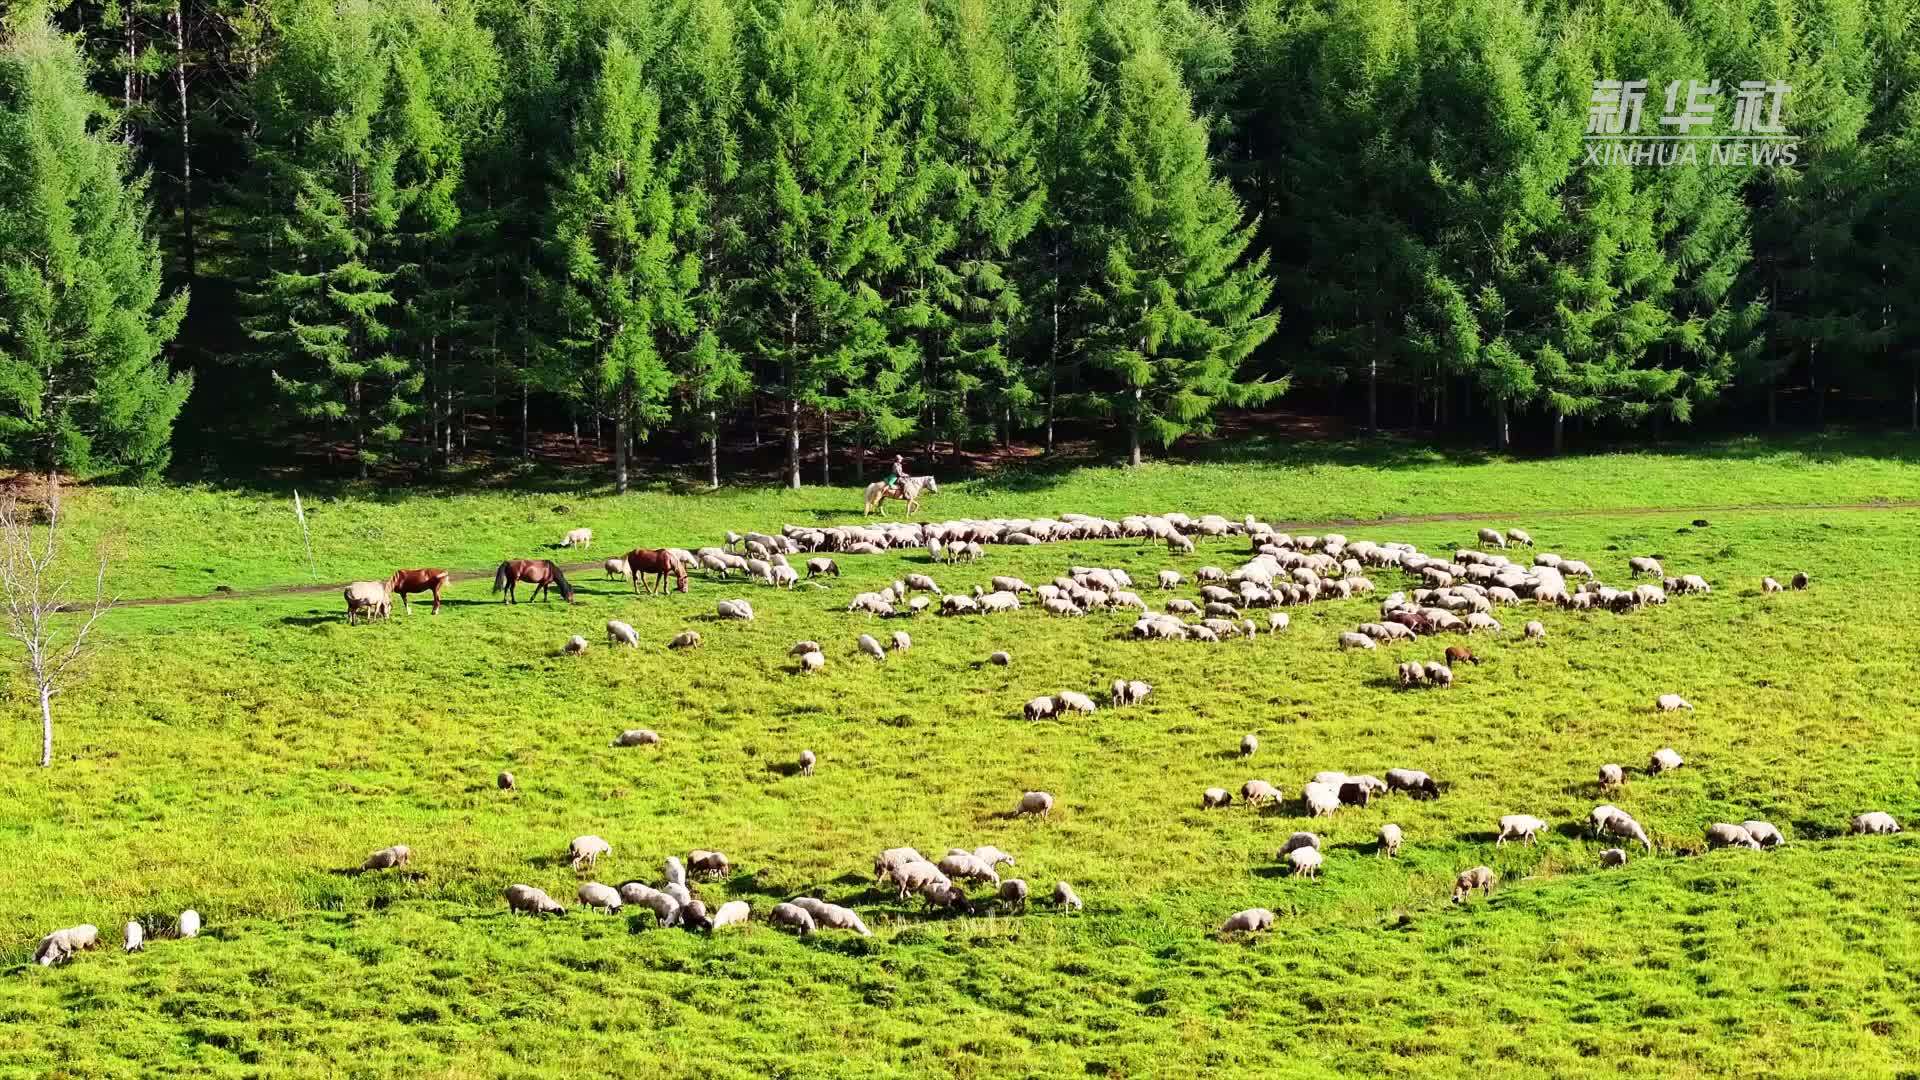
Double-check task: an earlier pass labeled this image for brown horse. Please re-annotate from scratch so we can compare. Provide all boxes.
[387,568,450,614]
[625,548,688,595]
[492,559,575,604]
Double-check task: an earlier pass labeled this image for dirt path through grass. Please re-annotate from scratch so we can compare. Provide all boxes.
[115,498,1919,608]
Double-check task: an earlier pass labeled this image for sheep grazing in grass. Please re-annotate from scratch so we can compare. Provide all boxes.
[498,770,516,791]
[124,921,145,952]
[505,884,567,917]
[1600,809,1652,851]
[798,749,816,775]
[1398,661,1426,687]
[711,901,751,929]
[34,925,100,966]
[1339,632,1377,651]
[797,650,826,675]
[1166,598,1200,616]
[906,573,942,596]
[668,631,701,650]
[1648,747,1684,774]
[890,631,912,653]
[1422,662,1453,688]
[1444,645,1479,666]
[1477,527,1507,549]
[1111,679,1152,706]
[578,882,623,914]
[1599,848,1629,867]
[619,883,681,927]
[805,557,838,578]
[663,857,687,888]
[1741,821,1785,848]
[1018,791,1055,816]
[998,879,1030,910]
[178,910,201,938]
[1385,768,1440,799]
[1497,814,1547,845]
[769,903,816,936]
[564,635,589,655]
[1524,620,1546,640]
[1302,782,1341,817]
[678,900,714,931]
[715,599,755,621]
[1677,574,1711,594]
[804,901,872,936]
[1792,572,1809,590]
[1202,787,1233,809]
[1629,556,1663,578]
[989,651,1011,666]
[1053,881,1083,911]
[1241,734,1258,757]
[606,620,639,648]
[1279,832,1320,857]
[1241,780,1282,808]
[1655,695,1693,713]
[1219,908,1275,934]
[688,850,730,878]
[1157,570,1183,590]
[1452,866,1496,903]
[1507,528,1533,547]
[1598,764,1625,790]
[788,640,821,657]
[614,729,661,748]
[1379,823,1403,857]
[1268,612,1290,634]
[1705,823,1761,850]
[603,557,630,580]
[1058,691,1098,714]
[1762,576,1783,593]
[569,835,612,870]
[1024,696,1058,721]
[1852,811,1902,835]
[1337,781,1374,808]
[1287,846,1324,878]
[857,634,886,661]
[362,845,411,871]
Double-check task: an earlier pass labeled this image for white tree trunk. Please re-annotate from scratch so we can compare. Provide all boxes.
[40,686,52,768]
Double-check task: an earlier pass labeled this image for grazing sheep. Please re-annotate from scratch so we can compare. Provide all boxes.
[688,850,730,878]
[715,599,755,621]
[569,835,612,870]
[769,903,816,936]
[1599,848,1629,867]
[1444,645,1479,666]
[1385,768,1440,799]
[1791,571,1808,590]
[797,650,826,675]
[1201,787,1233,809]
[1287,846,1324,878]
[603,557,630,580]
[606,620,640,648]
[808,903,872,936]
[1241,780,1282,808]
[1166,598,1200,616]
[805,557,839,578]
[1278,832,1320,857]
[890,631,911,653]
[1339,632,1378,651]
[1157,570,1183,589]
[34,925,101,966]
[1598,764,1625,790]
[498,770,516,791]
[504,884,567,917]
[361,845,412,871]
[1654,695,1693,713]
[998,879,1030,910]
[1600,809,1652,851]
[563,527,593,549]
[578,882,623,913]
[857,634,886,661]
[1053,881,1083,911]
[618,883,682,927]
[1337,781,1373,808]
[1378,823,1403,857]
[178,910,201,938]
[1677,574,1711,594]
[1761,576,1783,593]
[1302,782,1341,817]
[1451,866,1496,903]
[906,573,943,596]
[1507,528,1533,547]
[668,630,702,650]
[797,749,816,775]
[711,900,751,929]
[613,729,661,747]
[564,635,589,655]
[1397,661,1426,687]
[1477,527,1507,549]
[1648,747,1684,774]
[1464,612,1501,633]
[989,651,1011,666]
[663,856,687,888]
[1741,821,1784,848]
[1705,823,1761,850]
[1111,679,1152,706]
[677,900,714,931]
[1524,620,1546,640]
[124,921,145,953]
[1851,811,1902,835]
[1057,691,1098,715]
[1024,696,1058,721]
[1629,556,1663,578]
[770,565,799,589]
[1240,734,1258,757]
[1422,662,1453,687]
[789,640,822,657]
[1219,908,1275,934]
[1268,612,1290,634]
[1496,814,1547,845]
[1018,791,1055,816]
[343,580,392,624]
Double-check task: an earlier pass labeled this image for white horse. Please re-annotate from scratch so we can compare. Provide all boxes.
[864,475,938,515]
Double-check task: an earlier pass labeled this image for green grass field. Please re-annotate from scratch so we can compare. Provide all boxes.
[3,437,1920,1078]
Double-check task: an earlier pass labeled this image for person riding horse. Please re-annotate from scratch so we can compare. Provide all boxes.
[884,455,911,499]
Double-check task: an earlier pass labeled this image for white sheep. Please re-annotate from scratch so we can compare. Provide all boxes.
[1058,690,1097,714]
[858,633,886,661]
[1268,612,1290,634]
[1157,570,1183,590]
[1451,866,1496,903]
[1496,814,1546,845]
[1477,527,1506,549]
[1741,821,1784,848]
[711,900,751,928]
[1629,556,1663,578]
[1287,846,1324,878]
[769,902,816,935]
[563,527,593,549]
[1524,620,1545,640]
[1023,696,1058,721]
[563,635,589,655]
[1339,632,1377,651]
[1762,576,1783,593]
[606,620,640,648]
[1384,769,1439,799]
[1599,848,1628,867]
[1378,823,1403,857]
[663,856,687,888]
[890,631,912,653]
[34,925,100,966]
[1018,791,1055,816]
[1851,811,1902,835]
[1111,679,1152,706]
[1241,780,1282,808]
[798,650,825,675]
[1240,734,1257,757]
[1219,908,1275,934]
[1201,787,1233,809]
[578,882,623,913]
[504,884,566,916]
[998,879,1030,910]
[178,910,201,938]
[124,920,145,952]
[361,844,412,871]
[715,598,755,621]
[569,835,612,870]
[1053,881,1083,911]
[1648,747,1684,774]
[668,630,702,650]
[1705,823,1761,850]
[613,729,661,747]
[1655,694,1693,713]
[1302,782,1341,817]
[1598,763,1625,789]
[1507,528,1533,547]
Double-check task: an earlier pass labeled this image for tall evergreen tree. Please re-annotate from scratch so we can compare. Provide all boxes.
[0,12,190,479]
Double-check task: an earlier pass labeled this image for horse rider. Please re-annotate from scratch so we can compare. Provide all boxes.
[884,454,911,498]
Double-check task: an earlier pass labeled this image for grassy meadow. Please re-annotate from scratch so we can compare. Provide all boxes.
[3,438,1920,1077]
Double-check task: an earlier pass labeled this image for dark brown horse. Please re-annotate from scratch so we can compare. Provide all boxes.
[493,559,575,604]
[625,548,688,595]
[387,568,450,614]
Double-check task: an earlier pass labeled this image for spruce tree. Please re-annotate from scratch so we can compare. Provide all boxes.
[0,13,190,479]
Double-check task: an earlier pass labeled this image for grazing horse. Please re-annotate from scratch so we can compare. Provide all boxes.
[492,559,575,604]
[387,568,450,614]
[625,548,688,595]
[864,474,938,515]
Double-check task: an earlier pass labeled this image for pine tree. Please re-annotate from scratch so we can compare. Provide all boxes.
[1080,15,1282,466]
[0,13,191,479]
